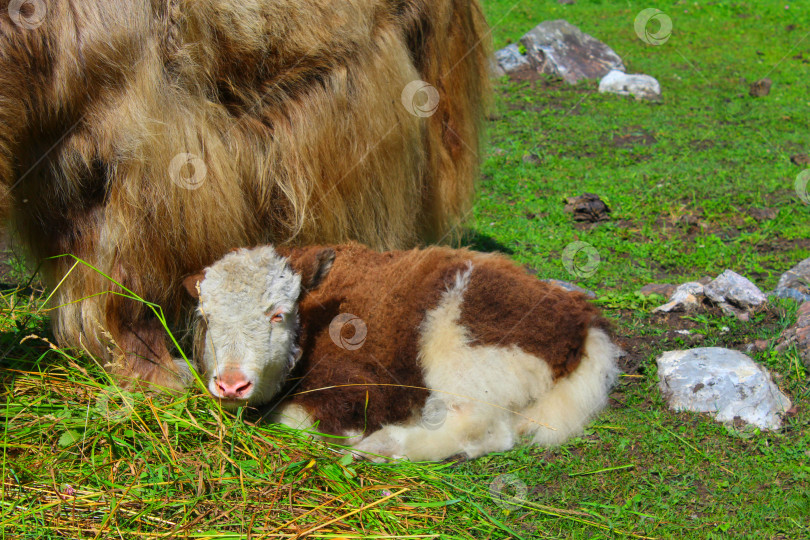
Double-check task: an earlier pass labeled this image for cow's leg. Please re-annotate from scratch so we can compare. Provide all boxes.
[107,314,193,391]
[270,402,366,447]
[102,260,193,392]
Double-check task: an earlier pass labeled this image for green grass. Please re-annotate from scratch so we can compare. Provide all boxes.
[3,0,810,538]
[474,0,810,292]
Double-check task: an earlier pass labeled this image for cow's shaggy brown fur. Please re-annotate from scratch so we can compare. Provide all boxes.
[0,0,490,388]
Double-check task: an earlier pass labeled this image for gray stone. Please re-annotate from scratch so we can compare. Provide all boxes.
[704,270,766,310]
[598,70,661,101]
[775,257,810,297]
[493,44,531,77]
[772,287,810,303]
[653,282,704,313]
[717,302,750,322]
[519,20,625,84]
[657,348,792,430]
[541,279,596,298]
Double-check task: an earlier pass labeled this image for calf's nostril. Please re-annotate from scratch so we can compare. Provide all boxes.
[235,381,252,397]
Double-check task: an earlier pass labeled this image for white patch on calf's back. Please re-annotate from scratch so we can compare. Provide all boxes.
[417,263,475,359]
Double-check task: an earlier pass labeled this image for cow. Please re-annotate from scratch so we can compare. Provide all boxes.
[183,244,620,461]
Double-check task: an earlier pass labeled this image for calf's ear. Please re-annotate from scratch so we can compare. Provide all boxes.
[304,248,336,292]
[308,248,335,290]
[287,247,336,295]
[182,273,206,299]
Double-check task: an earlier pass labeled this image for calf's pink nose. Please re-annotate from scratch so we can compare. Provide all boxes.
[215,370,253,399]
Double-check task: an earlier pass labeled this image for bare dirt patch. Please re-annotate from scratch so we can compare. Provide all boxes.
[609,128,657,149]
[611,303,789,376]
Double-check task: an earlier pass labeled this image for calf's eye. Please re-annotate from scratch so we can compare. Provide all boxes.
[266,307,285,323]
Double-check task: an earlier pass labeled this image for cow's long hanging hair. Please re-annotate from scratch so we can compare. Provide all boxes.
[0,0,490,387]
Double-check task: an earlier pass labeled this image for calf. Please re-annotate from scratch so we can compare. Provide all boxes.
[184,244,620,461]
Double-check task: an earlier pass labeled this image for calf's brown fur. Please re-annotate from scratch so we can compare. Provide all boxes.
[0,0,489,388]
[187,243,620,460]
[279,244,610,436]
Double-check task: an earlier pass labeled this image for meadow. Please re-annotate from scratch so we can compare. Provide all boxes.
[2,0,809,538]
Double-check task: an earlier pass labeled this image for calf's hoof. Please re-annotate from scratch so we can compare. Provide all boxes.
[352,428,406,462]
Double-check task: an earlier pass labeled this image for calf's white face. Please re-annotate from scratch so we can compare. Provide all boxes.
[187,247,303,409]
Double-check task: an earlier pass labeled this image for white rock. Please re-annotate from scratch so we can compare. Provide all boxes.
[704,270,767,310]
[653,282,703,313]
[598,70,661,101]
[493,44,530,76]
[657,347,792,430]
